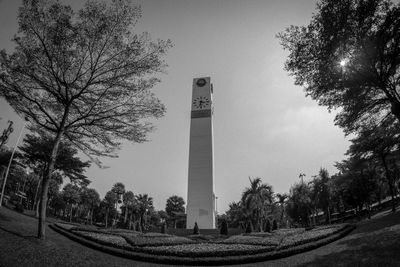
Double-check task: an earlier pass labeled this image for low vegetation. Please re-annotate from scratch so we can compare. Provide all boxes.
[53,221,354,264]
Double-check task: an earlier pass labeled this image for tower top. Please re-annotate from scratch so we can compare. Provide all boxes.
[193,77,213,94]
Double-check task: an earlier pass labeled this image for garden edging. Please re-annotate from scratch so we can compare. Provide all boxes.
[50,223,356,265]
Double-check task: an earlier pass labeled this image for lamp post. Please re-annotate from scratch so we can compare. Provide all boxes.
[299,173,306,184]
[0,120,27,207]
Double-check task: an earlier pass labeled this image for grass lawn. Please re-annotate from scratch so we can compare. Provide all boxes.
[1,206,399,266]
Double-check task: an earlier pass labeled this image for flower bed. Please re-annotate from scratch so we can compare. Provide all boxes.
[71,230,132,250]
[51,222,355,265]
[219,234,280,246]
[123,234,195,247]
[278,224,350,249]
[52,222,354,264]
[137,243,275,257]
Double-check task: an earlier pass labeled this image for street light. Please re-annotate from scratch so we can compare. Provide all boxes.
[299,173,306,184]
[0,120,27,207]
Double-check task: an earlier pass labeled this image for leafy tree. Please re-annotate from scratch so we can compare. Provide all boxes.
[245,221,252,233]
[161,221,167,234]
[110,182,125,224]
[265,219,271,233]
[241,177,274,231]
[287,182,313,226]
[225,201,247,229]
[272,219,278,231]
[0,0,171,239]
[136,193,153,231]
[49,192,66,217]
[121,190,135,226]
[62,183,81,222]
[103,190,118,228]
[111,182,125,200]
[81,187,100,224]
[278,0,400,134]
[220,219,228,235]
[275,193,288,226]
[336,156,381,217]
[19,133,90,211]
[165,195,185,228]
[310,168,332,223]
[347,121,399,212]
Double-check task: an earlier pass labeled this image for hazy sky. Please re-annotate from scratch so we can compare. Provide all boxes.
[0,0,352,213]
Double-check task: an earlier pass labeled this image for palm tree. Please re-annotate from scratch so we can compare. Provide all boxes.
[111,183,125,225]
[103,190,118,228]
[122,191,135,225]
[136,194,154,231]
[241,177,273,231]
[275,193,288,227]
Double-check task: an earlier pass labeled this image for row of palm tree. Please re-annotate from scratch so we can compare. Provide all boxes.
[101,182,154,230]
[226,177,288,231]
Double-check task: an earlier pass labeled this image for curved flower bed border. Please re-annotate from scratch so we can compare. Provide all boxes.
[50,224,355,265]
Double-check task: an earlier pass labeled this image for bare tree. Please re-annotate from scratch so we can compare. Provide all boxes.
[0,0,171,239]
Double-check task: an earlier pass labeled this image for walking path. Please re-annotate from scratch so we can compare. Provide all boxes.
[0,207,399,266]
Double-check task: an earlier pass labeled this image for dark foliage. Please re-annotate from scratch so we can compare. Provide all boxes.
[245,221,252,233]
[265,220,271,233]
[272,219,278,231]
[220,219,228,235]
[193,222,200,235]
[161,222,166,234]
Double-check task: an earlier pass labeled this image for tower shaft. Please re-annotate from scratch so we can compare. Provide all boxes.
[186,77,215,229]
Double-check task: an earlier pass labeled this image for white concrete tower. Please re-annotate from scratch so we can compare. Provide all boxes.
[186,77,215,229]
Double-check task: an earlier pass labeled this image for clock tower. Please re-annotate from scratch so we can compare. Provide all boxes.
[186,77,216,229]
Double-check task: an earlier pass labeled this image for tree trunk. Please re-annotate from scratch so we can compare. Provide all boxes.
[33,166,45,212]
[90,208,93,225]
[124,206,128,224]
[69,204,73,222]
[140,213,144,231]
[128,212,133,230]
[37,172,51,239]
[381,154,396,212]
[37,105,69,239]
[105,207,109,228]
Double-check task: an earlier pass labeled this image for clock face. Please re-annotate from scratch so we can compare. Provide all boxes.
[193,96,210,109]
[196,78,207,87]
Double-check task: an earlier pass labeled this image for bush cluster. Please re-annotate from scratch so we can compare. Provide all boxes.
[245,222,252,233]
[193,222,200,235]
[220,219,228,235]
[265,220,271,233]
[272,220,278,231]
[14,203,24,213]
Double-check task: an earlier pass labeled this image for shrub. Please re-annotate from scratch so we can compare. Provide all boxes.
[220,219,228,235]
[265,220,271,233]
[135,222,142,232]
[14,203,24,213]
[193,222,200,235]
[245,221,252,233]
[161,222,166,234]
[272,220,278,231]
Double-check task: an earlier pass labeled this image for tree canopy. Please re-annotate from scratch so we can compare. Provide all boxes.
[278,0,400,134]
[19,132,90,184]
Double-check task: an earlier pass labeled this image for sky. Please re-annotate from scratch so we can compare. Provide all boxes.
[0,0,352,213]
